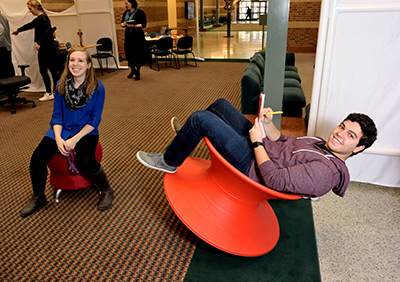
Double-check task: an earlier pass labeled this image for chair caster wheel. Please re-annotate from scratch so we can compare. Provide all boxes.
[32,103,36,108]
[11,109,16,114]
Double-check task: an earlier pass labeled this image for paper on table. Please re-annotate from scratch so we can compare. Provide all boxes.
[258,93,266,138]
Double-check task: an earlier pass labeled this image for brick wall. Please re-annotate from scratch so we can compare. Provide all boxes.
[288,0,320,52]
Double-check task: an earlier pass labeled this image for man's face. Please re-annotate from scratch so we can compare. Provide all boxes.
[326,120,365,161]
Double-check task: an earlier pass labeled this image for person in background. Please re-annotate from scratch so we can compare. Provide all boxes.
[51,26,69,75]
[12,0,59,102]
[0,10,14,79]
[20,48,114,218]
[121,0,147,80]
[245,7,252,20]
[137,98,378,198]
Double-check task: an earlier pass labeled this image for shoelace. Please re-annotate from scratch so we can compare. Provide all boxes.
[65,150,79,175]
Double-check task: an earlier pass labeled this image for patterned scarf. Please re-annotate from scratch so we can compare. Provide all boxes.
[64,77,94,111]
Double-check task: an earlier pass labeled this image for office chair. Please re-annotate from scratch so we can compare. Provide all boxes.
[150,37,178,71]
[172,36,197,69]
[0,65,35,114]
[91,37,119,75]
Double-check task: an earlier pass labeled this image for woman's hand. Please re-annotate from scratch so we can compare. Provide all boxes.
[36,44,40,51]
[249,117,263,143]
[121,22,127,28]
[55,137,69,156]
[65,138,78,152]
[12,30,19,35]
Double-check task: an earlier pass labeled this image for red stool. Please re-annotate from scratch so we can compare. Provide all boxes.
[164,138,300,257]
[47,142,103,202]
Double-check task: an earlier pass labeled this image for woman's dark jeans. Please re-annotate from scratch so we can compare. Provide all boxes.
[30,135,101,175]
[163,99,254,174]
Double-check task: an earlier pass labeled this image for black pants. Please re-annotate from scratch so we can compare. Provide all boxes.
[0,47,15,79]
[30,135,101,175]
[38,44,60,93]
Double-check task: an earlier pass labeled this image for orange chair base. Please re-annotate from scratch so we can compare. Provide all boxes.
[164,138,300,257]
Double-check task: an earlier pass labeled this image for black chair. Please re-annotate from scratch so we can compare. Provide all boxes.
[172,36,197,69]
[0,65,35,114]
[91,37,119,75]
[150,37,178,71]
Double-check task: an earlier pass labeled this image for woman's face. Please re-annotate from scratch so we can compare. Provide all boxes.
[27,5,39,16]
[124,0,133,10]
[69,51,91,81]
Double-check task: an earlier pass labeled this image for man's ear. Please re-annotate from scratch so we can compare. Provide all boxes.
[353,145,365,154]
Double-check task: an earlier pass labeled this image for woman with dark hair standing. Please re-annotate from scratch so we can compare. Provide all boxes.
[121,0,147,80]
[20,48,114,217]
[12,0,59,102]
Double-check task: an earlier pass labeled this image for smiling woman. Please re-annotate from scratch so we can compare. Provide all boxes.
[20,48,115,218]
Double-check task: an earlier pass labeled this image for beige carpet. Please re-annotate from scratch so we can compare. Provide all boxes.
[0,62,245,281]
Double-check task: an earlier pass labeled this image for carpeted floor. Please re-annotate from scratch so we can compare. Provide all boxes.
[0,62,247,281]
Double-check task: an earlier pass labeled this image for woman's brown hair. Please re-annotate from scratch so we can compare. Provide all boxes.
[57,48,99,96]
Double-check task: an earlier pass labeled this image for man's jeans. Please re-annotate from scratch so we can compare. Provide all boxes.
[164,99,254,174]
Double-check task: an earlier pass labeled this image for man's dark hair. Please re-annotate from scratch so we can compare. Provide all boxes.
[128,0,138,9]
[343,113,377,155]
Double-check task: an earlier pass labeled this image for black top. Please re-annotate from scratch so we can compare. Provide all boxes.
[18,14,53,46]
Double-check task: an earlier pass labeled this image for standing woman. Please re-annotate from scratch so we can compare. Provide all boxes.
[121,0,147,80]
[12,0,59,102]
[21,48,114,218]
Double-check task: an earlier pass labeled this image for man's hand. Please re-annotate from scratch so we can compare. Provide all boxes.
[259,107,274,125]
[249,117,263,143]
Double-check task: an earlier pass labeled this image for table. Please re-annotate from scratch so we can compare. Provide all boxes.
[167,26,195,36]
[59,43,102,50]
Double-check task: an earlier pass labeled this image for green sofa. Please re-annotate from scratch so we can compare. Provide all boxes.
[241,52,306,117]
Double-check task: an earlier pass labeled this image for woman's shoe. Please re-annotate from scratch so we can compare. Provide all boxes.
[39,93,54,102]
[127,68,135,79]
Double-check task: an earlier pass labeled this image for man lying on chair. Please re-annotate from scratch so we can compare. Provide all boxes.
[137,99,377,198]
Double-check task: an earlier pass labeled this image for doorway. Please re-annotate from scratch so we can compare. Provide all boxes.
[238,1,267,21]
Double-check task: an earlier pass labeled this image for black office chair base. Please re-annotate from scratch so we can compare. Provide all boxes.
[0,95,36,114]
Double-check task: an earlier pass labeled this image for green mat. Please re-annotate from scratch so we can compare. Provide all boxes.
[184,199,321,282]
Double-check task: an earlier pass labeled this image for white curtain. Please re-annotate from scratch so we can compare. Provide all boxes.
[0,0,119,92]
[308,1,400,188]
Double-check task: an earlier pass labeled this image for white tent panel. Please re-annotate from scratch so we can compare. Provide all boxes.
[80,13,118,69]
[0,0,119,91]
[49,16,80,45]
[310,1,400,187]
[1,0,44,91]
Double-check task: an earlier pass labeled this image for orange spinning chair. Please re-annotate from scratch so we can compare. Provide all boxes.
[47,142,103,202]
[164,137,300,257]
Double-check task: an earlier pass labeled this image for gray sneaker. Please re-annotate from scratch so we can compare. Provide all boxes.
[170,117,182,135]
[136,151,177,173]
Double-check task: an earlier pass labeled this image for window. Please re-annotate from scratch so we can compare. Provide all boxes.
[238,1,267,21]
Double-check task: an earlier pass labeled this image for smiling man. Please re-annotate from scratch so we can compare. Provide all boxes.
[137,99,377,198]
